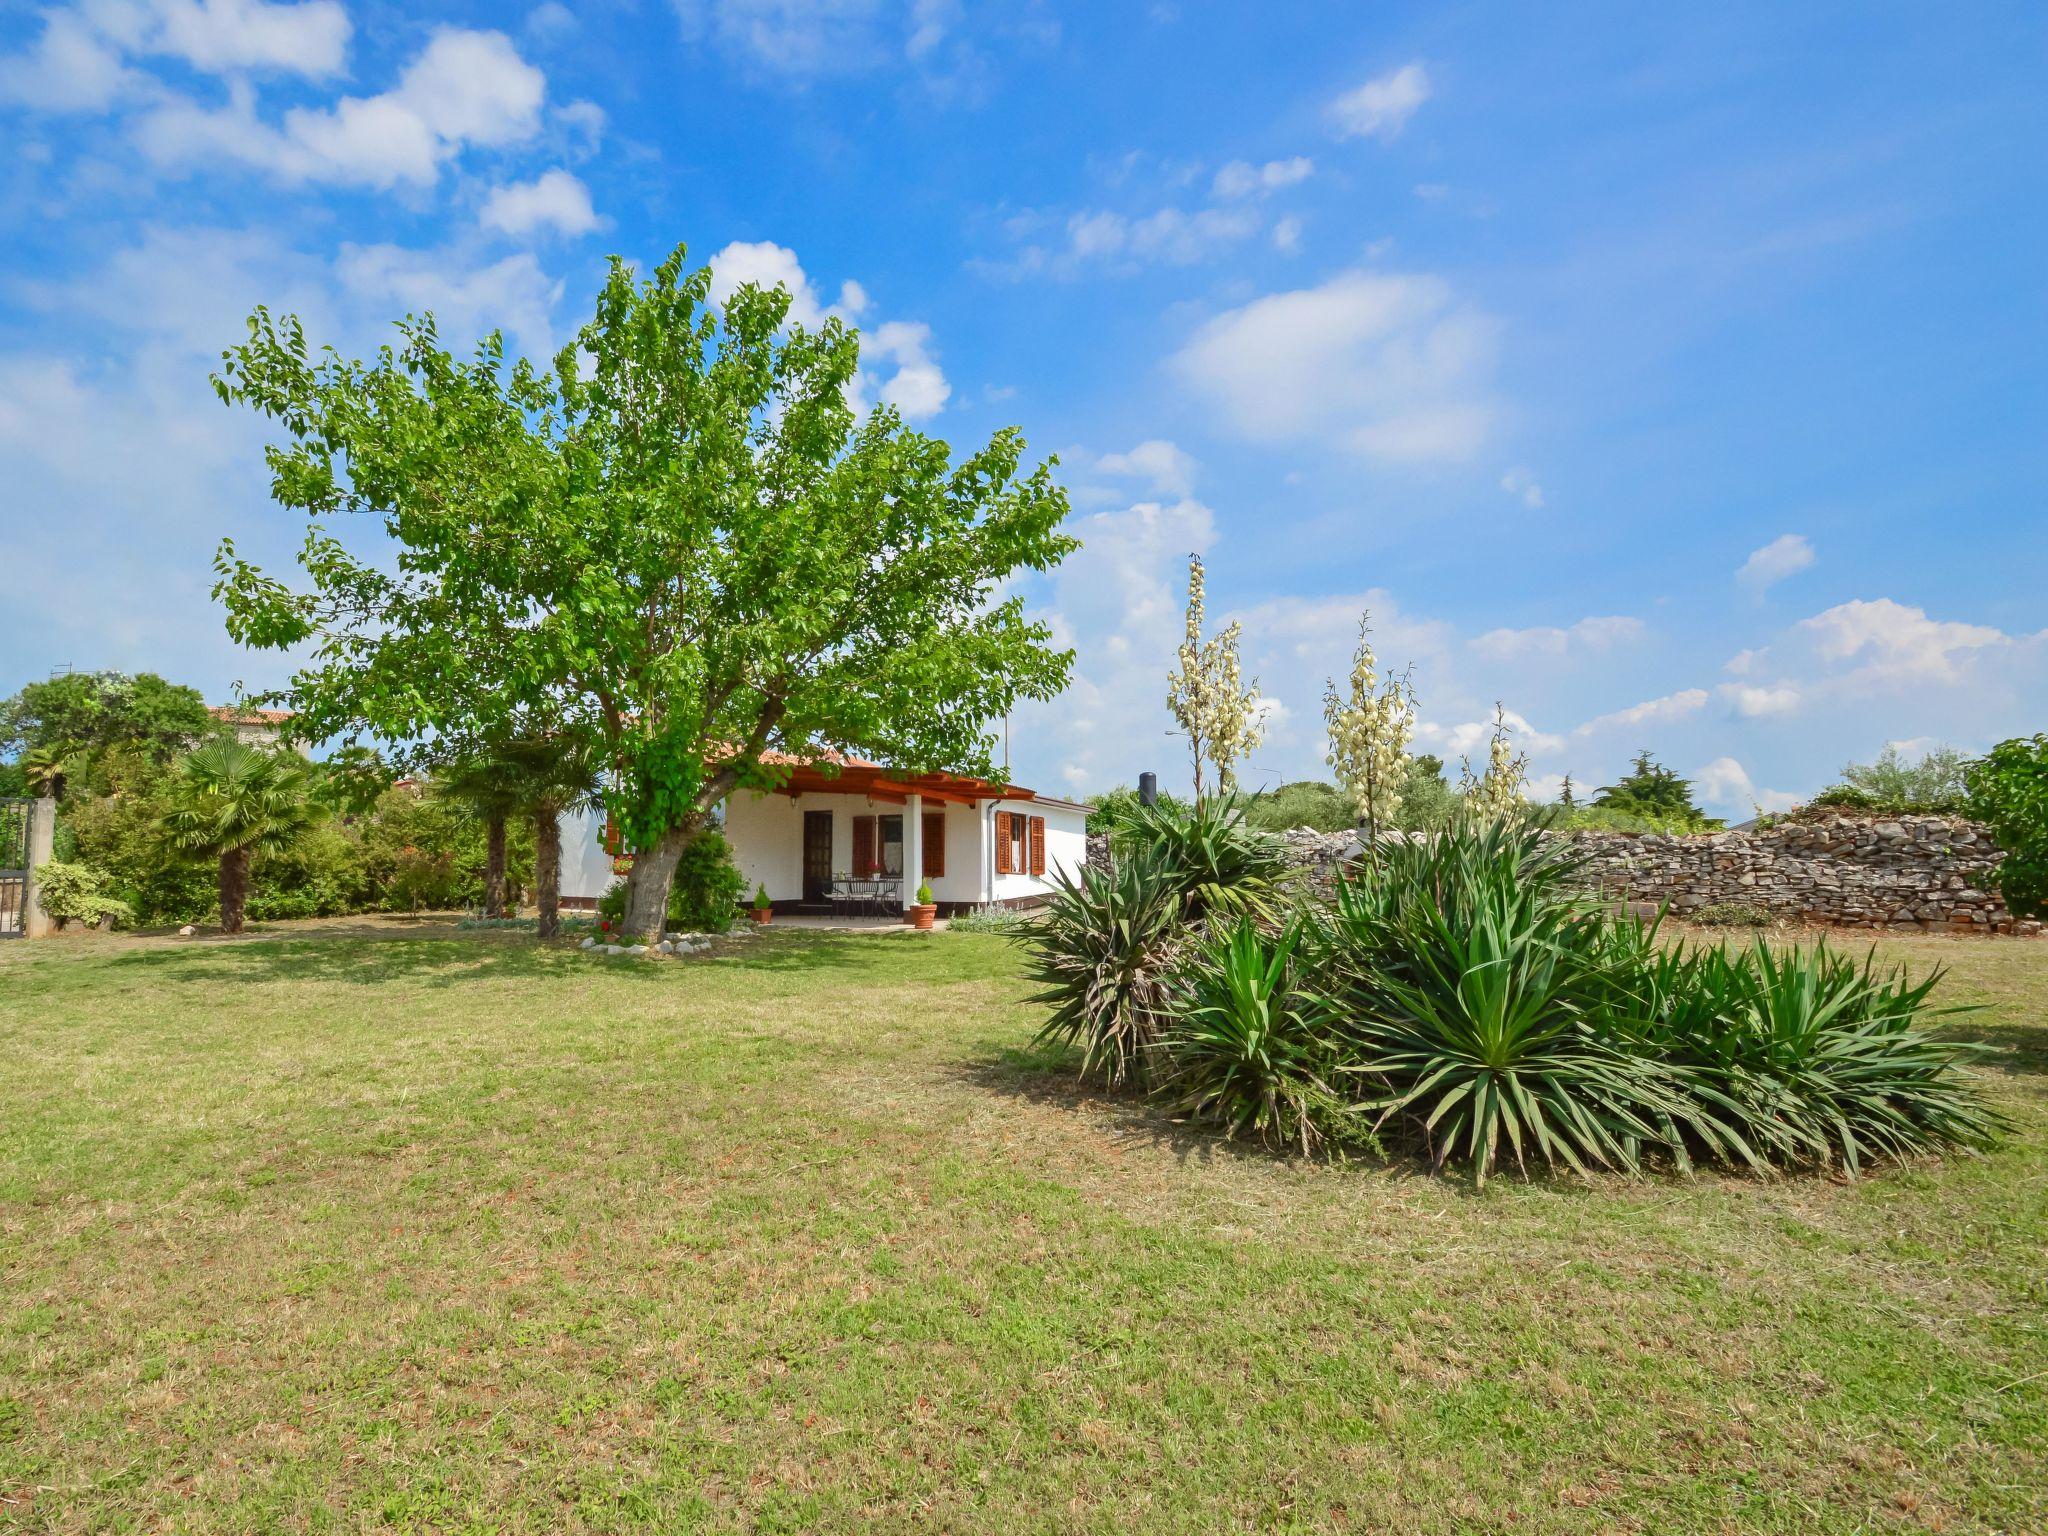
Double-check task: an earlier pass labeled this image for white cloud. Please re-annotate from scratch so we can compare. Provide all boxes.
[0,9,137,110]
[707,241,948,420]
[1094,439,1196,498]
[150,0,351,76]
[1737,532,1814,593]
[1470,615,1643,660]
[1328,61,1430,142]
[1499,466,1543,509]
[1170,269,1495,462]
[1015,495,1218,794]
[1575,688,1710,735]
[1270,215,1303,253]
[137,27,545,189]
[335,244,562,356]
[1211,155,1313,200]
[1062,205,1262,268]
[1794,597,2007,683]
[671,0,1005,83]
[481,169,604,238]
[0,0,349,110]
[1416,708,1565,760]
[867,320,949,420]
[1694,757,1800,815]
[1719,681,1803,718]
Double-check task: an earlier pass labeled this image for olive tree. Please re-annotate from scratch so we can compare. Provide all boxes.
[213,244,1076,941]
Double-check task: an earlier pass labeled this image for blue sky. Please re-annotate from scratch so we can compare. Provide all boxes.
[2,1,2043,811]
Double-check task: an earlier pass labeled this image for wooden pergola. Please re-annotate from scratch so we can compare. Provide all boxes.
[763,756,1038,808]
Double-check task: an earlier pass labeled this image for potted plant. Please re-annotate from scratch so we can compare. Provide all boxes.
[750,883,773,924]
[908,881,938,931]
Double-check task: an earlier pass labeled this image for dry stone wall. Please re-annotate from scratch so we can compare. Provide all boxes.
[1090,815,2037,935]
[1559,813,2035,934]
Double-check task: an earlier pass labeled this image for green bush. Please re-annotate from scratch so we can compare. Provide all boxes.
[1115,793,1289,920]
[32,861,134,929]
[669,830,745,933]
[1027,808,2003,1183]
[1245,780,1354,834]
[1688,902,1773,928]
[1024,849,1187,1089]
[1159,918,1370,1156]
[1966,734,2048,918]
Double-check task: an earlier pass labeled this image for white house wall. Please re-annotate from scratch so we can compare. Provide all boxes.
[987,800,1089,905]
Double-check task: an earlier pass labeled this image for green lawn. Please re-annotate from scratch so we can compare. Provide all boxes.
[2,921,2043,1533]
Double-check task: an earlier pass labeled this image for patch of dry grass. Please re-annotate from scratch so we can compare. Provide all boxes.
[1,922,2043,1532]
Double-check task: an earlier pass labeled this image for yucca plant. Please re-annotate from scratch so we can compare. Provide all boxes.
[1159,918,1365,1155]
[1022,850,1187,1088]
[1649,941,2005,1176]
[1116,792,1289,921]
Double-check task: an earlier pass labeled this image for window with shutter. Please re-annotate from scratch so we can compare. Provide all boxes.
[922,812,945,878]
[994,811,1012,875]
[1029,815,1046,876]
[852,816,876,877]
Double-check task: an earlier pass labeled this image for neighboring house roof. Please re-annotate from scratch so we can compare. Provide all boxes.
[211,706,293,726]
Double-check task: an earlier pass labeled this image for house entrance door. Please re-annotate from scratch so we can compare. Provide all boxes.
[802,811,833,903]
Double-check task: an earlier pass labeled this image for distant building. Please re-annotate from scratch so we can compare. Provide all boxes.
[209,706,297,751]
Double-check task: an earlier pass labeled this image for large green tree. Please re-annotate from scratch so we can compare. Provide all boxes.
[1593,750,1721,830]
[160,740,315,935]
[212,243,1077,940]
[1,671,214,787]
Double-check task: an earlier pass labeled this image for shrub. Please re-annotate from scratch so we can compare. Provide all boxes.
[1025,807,2003,1183]
[1689,902,1773,928]
[1116,793,1288,921]
[32,861,134,929]
[1966,734,2048,918]
[948,904,1033,934]
[1085,783,1193,836]
[1159,918,1369,1155]
[1818,744,1972,815]
[1244,780,1354,834]
[669,831,745,933]
[1023,850,1187,1089]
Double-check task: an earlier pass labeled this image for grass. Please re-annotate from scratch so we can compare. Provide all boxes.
[1,918,2043,1533]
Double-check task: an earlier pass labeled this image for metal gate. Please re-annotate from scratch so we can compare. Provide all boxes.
[0,798,30,938]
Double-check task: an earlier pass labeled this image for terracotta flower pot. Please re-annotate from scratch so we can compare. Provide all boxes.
[908,903,938,931]
[750,905,772,924]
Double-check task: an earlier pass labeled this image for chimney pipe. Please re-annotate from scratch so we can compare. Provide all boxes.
[1138,771,1158,808]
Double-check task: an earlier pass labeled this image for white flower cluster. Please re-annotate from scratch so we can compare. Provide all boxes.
[1461,704,1529,819]
[1323,613,1415,836]
[1165,555,1265,798]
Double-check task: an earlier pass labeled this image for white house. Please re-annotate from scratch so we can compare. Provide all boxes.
[558,751,1091,917]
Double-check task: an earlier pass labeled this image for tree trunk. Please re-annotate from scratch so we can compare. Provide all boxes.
[219,846,251,935]
[484,814,508,919]
[621,820,698,942]
[534,807,561,940]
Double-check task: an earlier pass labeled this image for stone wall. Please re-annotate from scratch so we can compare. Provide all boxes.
[1558,813,2035,934]
[1090,815,2038,935]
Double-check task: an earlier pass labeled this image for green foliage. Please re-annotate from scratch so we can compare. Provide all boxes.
[753,883,772,909]
[214,242,1077,940]
[1591,751,1723,830]
[160,741,314,862]
[1159,919,1370,1156]
[1966,734,2048,918]
[1083,783,1193,836]
[595,880,628,932]
[31,861,133,930]
[1395,754,1457,833]
[1550,803,1714,835]
[1115,793,1288,921]
[915,881,934,905]
[1023,849,1186,1089]
[0,670,213,770]
[1028,808,2001,1183]
[1688,902,1773,928]
[669,831,746,933]
[947,904,1034,934]
[1244,780,1354,834]
[1818,743,1972,814]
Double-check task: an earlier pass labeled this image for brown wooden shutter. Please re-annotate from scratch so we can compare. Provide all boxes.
[852,815,876,877]
[994,811,1012,874]
[1029,815,1046,876]
[922,812,945,878]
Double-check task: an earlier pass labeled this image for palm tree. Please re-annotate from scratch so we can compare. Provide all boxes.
[22,741,79,800]
[161,741,314,934]
[498,736,598,940]
[431,752,528,919]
